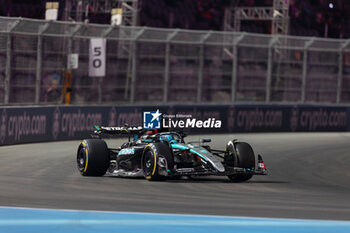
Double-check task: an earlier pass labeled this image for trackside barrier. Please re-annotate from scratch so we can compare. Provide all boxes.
[0,105,348,146]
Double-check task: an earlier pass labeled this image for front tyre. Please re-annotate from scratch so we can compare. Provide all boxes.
[142,143,174,181]
[226,141,255,182]
[77,139,110,176]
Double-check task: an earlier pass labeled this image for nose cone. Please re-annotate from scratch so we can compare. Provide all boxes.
[213,161,225,172]
[191,147,226,173]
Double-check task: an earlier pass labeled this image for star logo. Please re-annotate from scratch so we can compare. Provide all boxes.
[150,109,161,122]
[143,109,162,129]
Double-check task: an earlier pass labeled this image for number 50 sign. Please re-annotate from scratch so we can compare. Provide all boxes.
[89,38,106,77]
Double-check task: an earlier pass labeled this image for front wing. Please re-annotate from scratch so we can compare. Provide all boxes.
[169,166,267,177]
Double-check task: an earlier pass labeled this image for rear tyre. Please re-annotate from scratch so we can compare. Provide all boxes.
[226,141,255,182]
[142,143,174,181]
[77,139,110,176]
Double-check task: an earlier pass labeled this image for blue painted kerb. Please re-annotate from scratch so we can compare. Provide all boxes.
[0,207,350,233]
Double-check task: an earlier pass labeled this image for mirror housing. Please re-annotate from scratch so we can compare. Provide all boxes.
[201,138,211,143]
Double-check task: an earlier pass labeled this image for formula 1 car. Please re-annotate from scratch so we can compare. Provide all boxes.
[76,126,267,182]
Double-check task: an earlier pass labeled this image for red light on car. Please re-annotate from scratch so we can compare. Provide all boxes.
[258,162,266,169]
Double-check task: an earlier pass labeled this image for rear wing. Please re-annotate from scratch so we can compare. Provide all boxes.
[92,125,187,139]
[93,125,146,136]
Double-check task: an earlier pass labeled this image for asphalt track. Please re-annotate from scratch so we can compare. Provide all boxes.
[0,133,350,221]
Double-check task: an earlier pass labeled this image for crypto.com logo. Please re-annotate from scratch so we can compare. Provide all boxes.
[143,109,162,129]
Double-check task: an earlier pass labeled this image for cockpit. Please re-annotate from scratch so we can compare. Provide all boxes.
[159,133,182,144]
[138,132,183,144]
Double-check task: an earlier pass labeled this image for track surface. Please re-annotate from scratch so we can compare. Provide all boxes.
[0,133,350,221]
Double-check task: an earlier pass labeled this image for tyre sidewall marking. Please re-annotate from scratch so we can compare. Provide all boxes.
[144,144,157,179]
[81,140,89,173]
[84,148,89,173]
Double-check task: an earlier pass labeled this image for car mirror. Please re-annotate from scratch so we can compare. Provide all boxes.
[201,138,211,143]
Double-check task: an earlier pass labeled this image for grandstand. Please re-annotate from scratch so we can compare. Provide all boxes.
[2,0,348,37]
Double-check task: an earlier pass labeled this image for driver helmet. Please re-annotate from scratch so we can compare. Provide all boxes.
[160,134,177,144]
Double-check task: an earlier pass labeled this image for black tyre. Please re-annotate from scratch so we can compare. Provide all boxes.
[226,141,255,182]
[142,143,174,181]
[77,139,110,176]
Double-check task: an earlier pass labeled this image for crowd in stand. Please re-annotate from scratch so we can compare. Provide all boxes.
[289,0,350,38]
[139,0,230,30]
[1,0,350,38]
[139,0,350,38]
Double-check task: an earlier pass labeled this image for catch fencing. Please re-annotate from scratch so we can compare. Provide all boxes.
[1,17,350,105]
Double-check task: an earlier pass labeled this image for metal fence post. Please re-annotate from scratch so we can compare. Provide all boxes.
[266,36,279,102]
[231,33,245,103]
[163,30,178,103]
[4,19,20,105]
[337,40,350,103]
[97,25,115,104]
[35,22,50,104]
[130,28,145,103]
[130,41,137,103]
[301,38,315,103]
[65,24,82,105]
[4,34,11,105]
[197,32,211,102]
[67,24,83,62]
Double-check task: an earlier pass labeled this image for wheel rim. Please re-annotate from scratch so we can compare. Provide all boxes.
[77,148,86,172]
[143,150,155,177]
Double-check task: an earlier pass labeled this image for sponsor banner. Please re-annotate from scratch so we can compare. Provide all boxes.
[0,104,348,146]
[107,106,142,127]
[227,105,290,132]
[0,106,144,146]
[348,107,350,131]
[0,108,47,145]
[293,106,348,132]
[51,107,105,140]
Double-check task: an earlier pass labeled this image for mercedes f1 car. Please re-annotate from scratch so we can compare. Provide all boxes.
[76,126,267,182]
